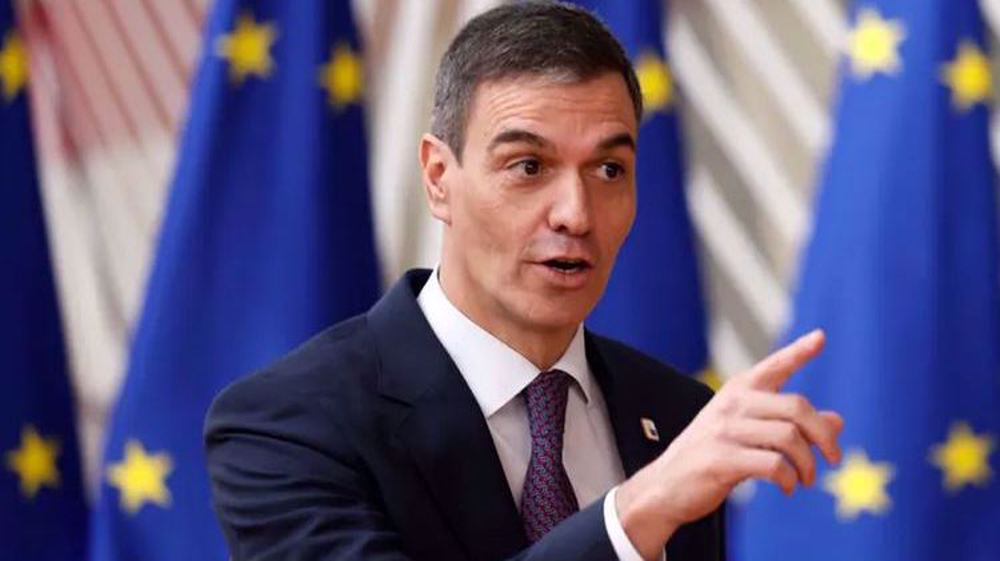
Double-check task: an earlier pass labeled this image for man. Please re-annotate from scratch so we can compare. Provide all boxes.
[204,3,844,560]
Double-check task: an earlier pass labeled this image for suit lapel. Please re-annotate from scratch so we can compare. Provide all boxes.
[369,271,528,561]
[395,378,528,560]
[586,333,671,477]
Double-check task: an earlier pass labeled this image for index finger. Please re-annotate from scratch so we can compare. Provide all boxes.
[746,329,825,391]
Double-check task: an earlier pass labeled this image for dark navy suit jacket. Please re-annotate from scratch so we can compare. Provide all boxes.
[204,269,725,560]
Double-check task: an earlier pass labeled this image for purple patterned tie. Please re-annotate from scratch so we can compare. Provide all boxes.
[520,369,579,542]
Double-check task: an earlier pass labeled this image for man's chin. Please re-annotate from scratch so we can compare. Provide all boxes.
[510,294,596,332]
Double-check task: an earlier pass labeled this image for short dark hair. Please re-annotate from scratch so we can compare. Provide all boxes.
[430,1,643,160]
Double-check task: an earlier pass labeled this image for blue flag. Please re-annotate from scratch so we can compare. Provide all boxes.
[0,2,88,559]
[89,1,380,560]
[574,0,710,376]
[734,2,1000,560]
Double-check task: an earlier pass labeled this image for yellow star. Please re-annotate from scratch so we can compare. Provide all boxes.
[697,368,724,392]
[215,12,278,85]
[5,425,60,499]
[0,30,29,101]
[929,421,994,492]
[940,41,992,111]
[822,449,894,520]
[318,43,363,109]
[846,8,906,79]
[634,51,673,114]
[106,440,173,514]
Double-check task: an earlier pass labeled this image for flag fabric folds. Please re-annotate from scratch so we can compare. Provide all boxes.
[0,1,89,559]
[574,0,710,376]
[89,1,380,560]
[734,2,1000,560]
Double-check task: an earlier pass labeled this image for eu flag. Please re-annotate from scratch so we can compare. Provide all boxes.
[0,2,88,559]
[734,2,1000,560]
[88,1,380,560]
[574,0,710,376]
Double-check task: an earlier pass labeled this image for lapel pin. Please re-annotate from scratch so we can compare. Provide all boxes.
[640,417,659,442]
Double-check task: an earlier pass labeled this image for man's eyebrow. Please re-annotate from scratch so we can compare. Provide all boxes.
[488,129,550,152]
[597,132,636,152]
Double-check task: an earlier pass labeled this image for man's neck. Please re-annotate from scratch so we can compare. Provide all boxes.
[436,268,578,371]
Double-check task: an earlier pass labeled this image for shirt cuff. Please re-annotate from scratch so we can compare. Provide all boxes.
[603,486,665,561]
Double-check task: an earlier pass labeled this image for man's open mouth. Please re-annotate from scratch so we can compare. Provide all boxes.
[542,258,592,273]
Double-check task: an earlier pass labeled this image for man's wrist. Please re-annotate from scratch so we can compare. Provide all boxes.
[615,474,680,560]
[604,487,656,561]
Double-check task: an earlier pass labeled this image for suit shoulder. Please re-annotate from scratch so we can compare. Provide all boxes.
[589,332,715,409]
[206,314,376,432]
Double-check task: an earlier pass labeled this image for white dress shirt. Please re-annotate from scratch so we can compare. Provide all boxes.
[417,269,648,561]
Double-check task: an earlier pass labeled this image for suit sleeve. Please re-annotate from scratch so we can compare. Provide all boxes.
[204,374,620,561]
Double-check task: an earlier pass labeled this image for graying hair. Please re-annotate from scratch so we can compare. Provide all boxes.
[430,1,643,161]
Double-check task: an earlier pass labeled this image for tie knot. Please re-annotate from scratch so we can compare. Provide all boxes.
[523,370,573,441]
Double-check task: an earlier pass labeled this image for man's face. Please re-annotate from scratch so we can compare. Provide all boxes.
[426,72,638,335]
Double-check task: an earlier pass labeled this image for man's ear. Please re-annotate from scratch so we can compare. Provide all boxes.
[419,133,458,225]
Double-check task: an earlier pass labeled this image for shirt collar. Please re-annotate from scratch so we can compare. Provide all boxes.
[417,268,593,418]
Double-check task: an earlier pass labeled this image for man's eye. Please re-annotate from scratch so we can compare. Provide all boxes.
[600,162,625,180]
[514,159,542,176]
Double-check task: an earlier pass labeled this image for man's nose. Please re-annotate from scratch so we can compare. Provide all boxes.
[547,171,592,236]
